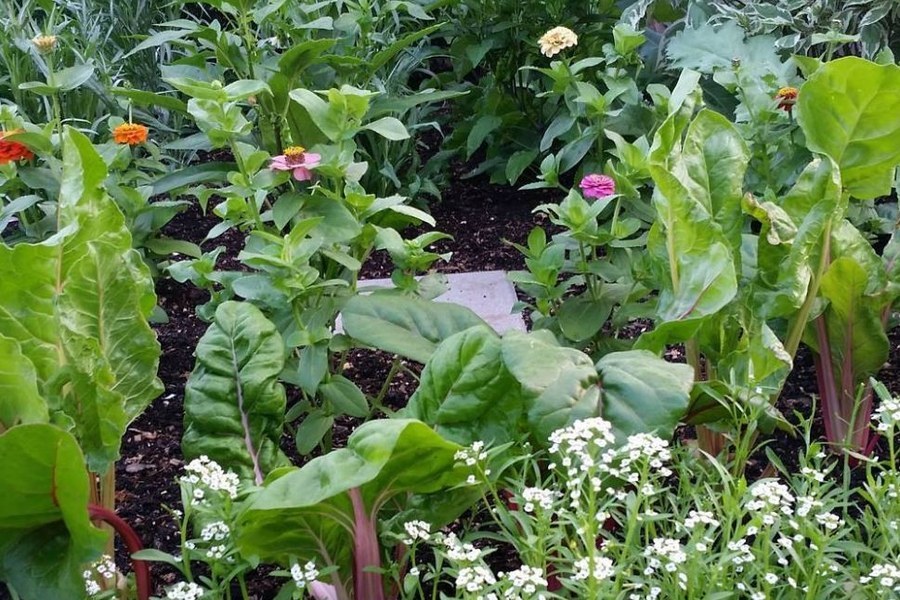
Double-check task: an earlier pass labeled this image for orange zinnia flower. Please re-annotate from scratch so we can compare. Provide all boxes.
[775,86,798,112]
[112,122,149,145]
[0,130,34,164]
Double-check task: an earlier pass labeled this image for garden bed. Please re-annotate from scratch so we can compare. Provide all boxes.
[109,175,900,598]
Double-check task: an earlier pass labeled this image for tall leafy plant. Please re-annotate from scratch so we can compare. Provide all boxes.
[0,127,162,511]
[794,57,900,455]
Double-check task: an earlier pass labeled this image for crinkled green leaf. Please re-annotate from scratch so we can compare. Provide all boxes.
[527,350,694,444]
[797,57,900,199]
[0,335,48,430]
[0,128,161,472]
[183,301,290,483]
[405,326,524,445]
[238,420,471,581]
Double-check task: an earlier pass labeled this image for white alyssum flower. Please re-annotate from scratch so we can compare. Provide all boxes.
[815,512,843,531]
[746,479,794,519]
[684,509,719,530]
[456,565,497,593]
[443,532,484,562]
[181,456,240,505]
[502,565,548,597]
[764,573,778,584]
[83,555,116,597]
[801,466,826,483]
[290,561,319,589]
[455,441,488,466]
[403,520,432,544]
[860,563,900,590]
[166,581,206,600]
[200,521,230,542]
[573,556,615,581]
[644,538,687,574]
[872,394,900,432]
[795,495,823,518]
[521,487,559,513]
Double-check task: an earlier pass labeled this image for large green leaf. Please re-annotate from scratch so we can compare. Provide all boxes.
[0,335,47,430]
[183,301,290,484]
[797,57,900,199]
[404,326,525,445]
[500,332,693,443]
[0,424,106,599]
[526,350,694,444]
[341,295,488,363]
[638,107,747,351]
[237,420,471,584]
[0,128,161,472]
[753,158,844,319]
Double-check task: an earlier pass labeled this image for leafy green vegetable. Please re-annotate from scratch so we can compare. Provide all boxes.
[0,424,106,598]
[341,294,489,363]
[404,326,525,445]
[237,420,471,592]
[183,301,291,484]
[0,128,162,472]
[797,57,900,199]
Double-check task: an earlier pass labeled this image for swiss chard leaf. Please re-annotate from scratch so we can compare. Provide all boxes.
[404,326,525,445]
[797,57,900,199]
[0,128,162,472]
[183,301,291,484]
[341,295,488,363]
[237,420,471,586]
[0,424,106,598]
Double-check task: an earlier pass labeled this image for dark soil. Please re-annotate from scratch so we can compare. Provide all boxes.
[112,174,900,598]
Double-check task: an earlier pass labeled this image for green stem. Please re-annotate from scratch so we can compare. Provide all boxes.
[229,138,264,231]
[784,219,833,358]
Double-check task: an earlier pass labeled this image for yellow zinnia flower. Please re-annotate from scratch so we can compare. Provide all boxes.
[538,26,578,58]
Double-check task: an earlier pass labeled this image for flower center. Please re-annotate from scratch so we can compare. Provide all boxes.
[283,146,306,158]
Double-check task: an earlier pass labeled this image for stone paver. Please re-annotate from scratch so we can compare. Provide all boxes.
[353,270,526,333]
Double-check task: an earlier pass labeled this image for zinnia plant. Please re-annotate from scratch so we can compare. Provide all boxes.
[0,130,34,164]
[270,145,321,181]
[579,173,615,199]
[538,26,578,58]
[112,122,149,145]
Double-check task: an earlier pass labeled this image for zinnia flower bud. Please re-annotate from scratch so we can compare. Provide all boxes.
[580,173,616,199]
[538,26,578,58]
[112,122,149,145]
[32,34,58,55]
[775,87,798,112]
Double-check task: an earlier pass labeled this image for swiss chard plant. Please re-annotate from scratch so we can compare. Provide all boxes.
[634,57,900,460]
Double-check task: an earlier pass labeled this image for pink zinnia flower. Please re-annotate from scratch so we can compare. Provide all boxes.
[579,173,615,199]
[270,145,321,181]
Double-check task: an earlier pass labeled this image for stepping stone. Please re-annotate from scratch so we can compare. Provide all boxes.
[353,270,527,334]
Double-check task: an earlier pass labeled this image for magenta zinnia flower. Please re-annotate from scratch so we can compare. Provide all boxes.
[270,146,321,181]
[579,173,616,199]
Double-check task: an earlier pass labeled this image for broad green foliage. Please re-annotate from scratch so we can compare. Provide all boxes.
[0,336,47,430]
[407,326,694,447]
[640,96,748,349]
[183,301,291,484]
[341,294,489,363]
[0,128,162,472]
[237,420,471,582]
[753,158,844,318]
[405,326,524,445]
[0,424,106,599]
[797,56,900,199]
